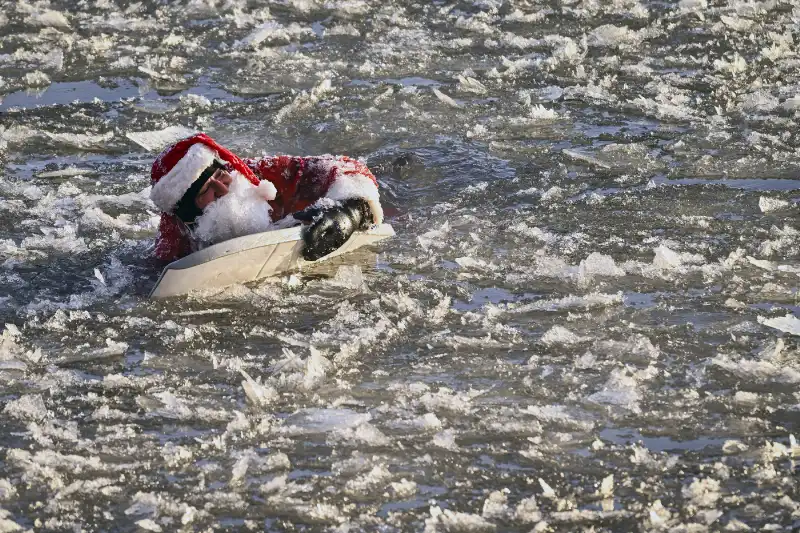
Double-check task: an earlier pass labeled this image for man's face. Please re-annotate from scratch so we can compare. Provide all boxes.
[194,169,233,210]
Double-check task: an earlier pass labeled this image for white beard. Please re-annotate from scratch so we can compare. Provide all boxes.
[192,172,277,247]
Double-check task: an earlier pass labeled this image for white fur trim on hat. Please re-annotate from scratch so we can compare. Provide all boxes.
[324,171,383,225]
[150,143,218,212]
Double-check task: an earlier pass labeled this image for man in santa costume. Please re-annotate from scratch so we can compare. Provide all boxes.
[149,133,383,262]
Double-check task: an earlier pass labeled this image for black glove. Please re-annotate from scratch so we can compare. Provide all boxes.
[295,198,372,261]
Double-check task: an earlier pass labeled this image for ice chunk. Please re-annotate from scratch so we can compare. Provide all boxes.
[27,10,71,29]
[722,440,748,454]
[538,478,557,498]
[759,196,789,213]
[746,256,776,271]
[482,490,509,519]
[37,166,98,178]
[758,314,800,336]
[412,412,443,431]
[433,88,461,108]
[233,21,314,48]
[733,391,758,405]
[417,221,450,250]
[586,369,642,413]
[390,478,417,499]
[329,422,390,447]
[579,252,625,278]
[712,353,800,383]
[260,474,287,494]
[507,292,623,313]
[562,149,611,169]
[240,370,278,407]
[648,500,671,527]
[528,104,559,120]
[274,79,332,124]
[681,478,720,507]
[24,71,51,87]
[344,465,392,498]
[43,131,114,149]
[432,429,459,451]
[599,475,614,497]
[284,408,370,434]
[713,53,747,75]
[125,126,197,152]
[592,334,660,362]
[541,325,587,346]
[652,245,704,270]
[587,24,643,48]
[3,394,48,421]
[457,75,487,94]
[135,519,162,532]
[425,505,496,532]
[514,496,541,523]
[302,350,332,390]
[332,265,365,289]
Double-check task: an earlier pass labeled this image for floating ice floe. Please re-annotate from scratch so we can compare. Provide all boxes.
[586,368,644,414]
[274,79,332,123]
[43,131,114,149]
[36,167,98,179]
[425,505,496,533]
[504,291,623,313]
[126,126,198,152]
[758,314,800,336]
[283,408,371,435]
[540,325,588,346]
[759,196,790,213]
[432,88,460,108]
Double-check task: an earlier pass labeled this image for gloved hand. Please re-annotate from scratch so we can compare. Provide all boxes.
[294,198,372,261]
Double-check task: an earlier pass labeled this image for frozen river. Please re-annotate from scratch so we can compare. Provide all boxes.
[2,0,800,531]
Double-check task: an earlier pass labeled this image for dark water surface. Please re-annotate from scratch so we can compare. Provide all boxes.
[1,0,799,531]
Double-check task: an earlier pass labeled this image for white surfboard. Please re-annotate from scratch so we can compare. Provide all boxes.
[149,224,395,299]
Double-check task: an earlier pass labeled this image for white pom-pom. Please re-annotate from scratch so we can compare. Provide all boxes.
[255,180,277,201]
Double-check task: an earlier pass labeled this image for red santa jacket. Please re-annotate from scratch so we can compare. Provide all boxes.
[153,155,381,262]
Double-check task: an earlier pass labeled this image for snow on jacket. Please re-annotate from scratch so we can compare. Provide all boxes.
[153,154,382,263]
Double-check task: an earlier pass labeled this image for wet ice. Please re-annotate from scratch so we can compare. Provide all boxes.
[2,0,800,530]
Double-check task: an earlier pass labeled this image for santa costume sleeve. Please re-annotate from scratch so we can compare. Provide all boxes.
[153,213,194,262]
[245,155,383,224]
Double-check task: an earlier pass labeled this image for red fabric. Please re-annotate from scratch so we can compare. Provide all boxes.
[151,133,260,187]
[245,155,377,221]
[152,134,378,263]
[153,213,194,262]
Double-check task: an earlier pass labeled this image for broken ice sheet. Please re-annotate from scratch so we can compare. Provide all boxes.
[282,408,371,435]
[758,314,800,335]
[125,126,198,152]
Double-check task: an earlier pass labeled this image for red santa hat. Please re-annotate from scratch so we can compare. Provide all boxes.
[150,133,261,212]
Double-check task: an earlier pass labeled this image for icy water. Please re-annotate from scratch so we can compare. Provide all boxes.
[2,0,800,531]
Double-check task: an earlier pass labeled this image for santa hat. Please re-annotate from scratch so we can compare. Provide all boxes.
[150,133,261,212]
